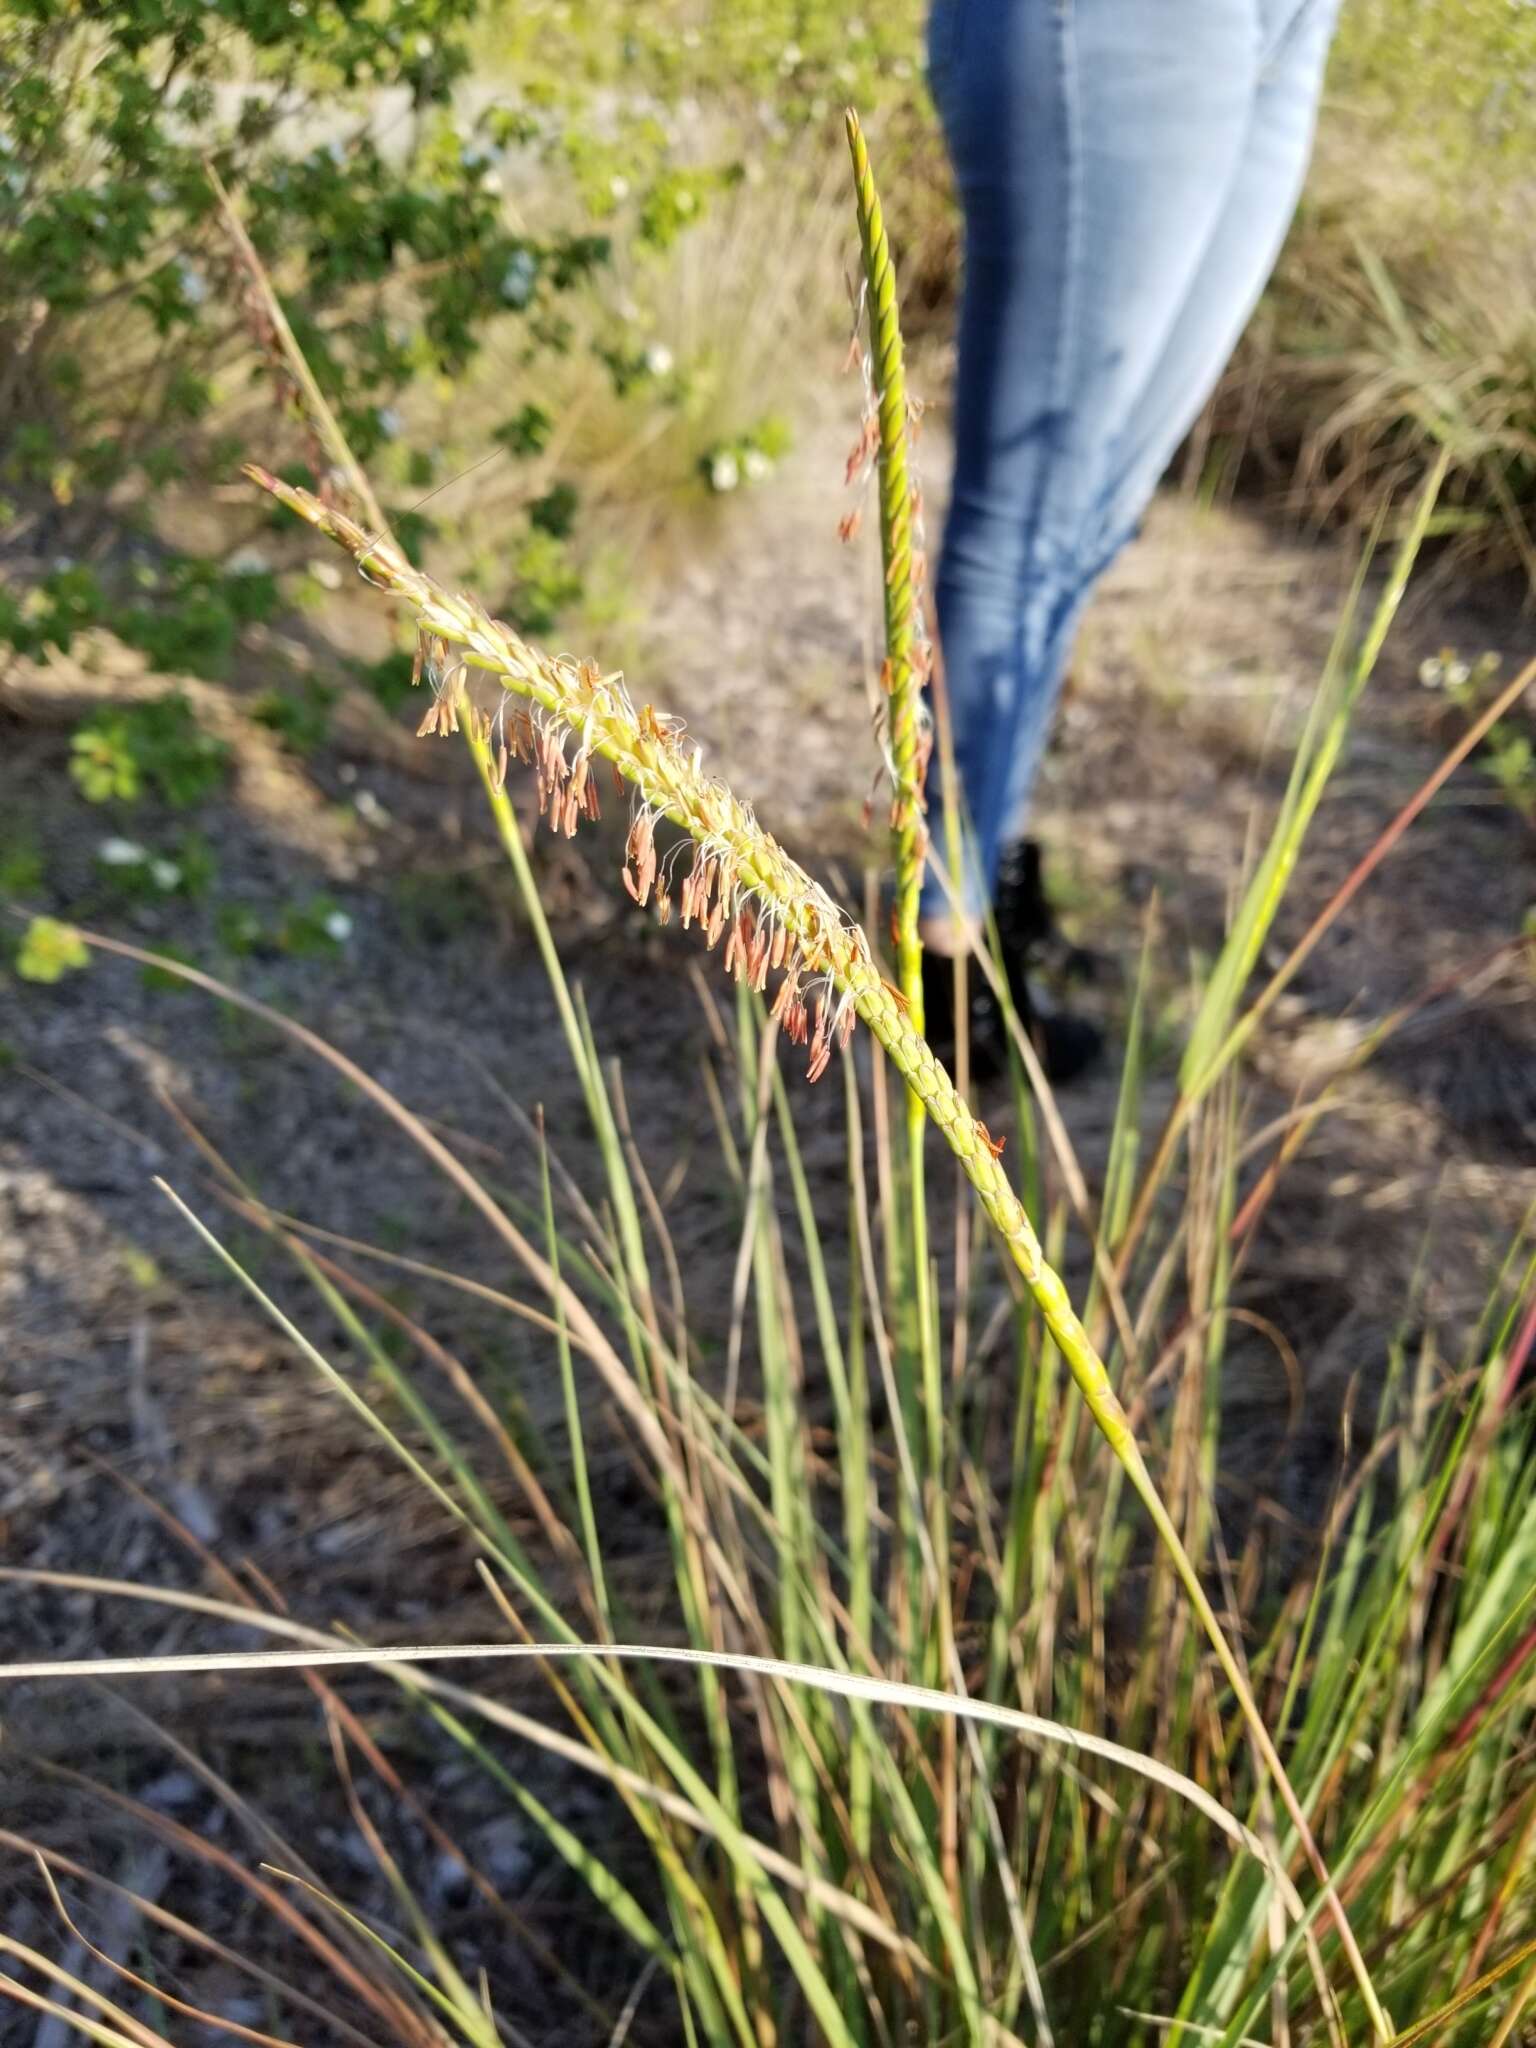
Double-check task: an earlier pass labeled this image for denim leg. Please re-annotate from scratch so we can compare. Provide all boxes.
[926,0,1332,918]
[1069,0,1342,643]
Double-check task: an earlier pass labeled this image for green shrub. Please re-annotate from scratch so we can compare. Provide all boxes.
[70,691,230,808]
[252,676,338,756]
[274,893,353,958]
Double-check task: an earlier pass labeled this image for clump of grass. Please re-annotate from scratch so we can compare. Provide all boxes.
[1194,0,1536,587]
[1208,218,1536,590]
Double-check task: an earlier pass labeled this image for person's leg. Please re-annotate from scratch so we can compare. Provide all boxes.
[1097,0,1340,560]
[992,0,1341,841]
[926,0,1269,930]
[991,0,1343,839]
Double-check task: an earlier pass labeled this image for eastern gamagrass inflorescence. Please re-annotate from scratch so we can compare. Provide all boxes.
[244,464,1048,1264]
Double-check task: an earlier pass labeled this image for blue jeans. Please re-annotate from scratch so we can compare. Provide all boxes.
[924,0,1338,918]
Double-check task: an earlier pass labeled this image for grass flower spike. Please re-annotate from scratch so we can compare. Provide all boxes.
[843,107,932,1008]
[247,466,1036,1245]
[247,467,882,1085]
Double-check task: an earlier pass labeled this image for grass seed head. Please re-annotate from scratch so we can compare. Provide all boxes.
[244,463,883,1082]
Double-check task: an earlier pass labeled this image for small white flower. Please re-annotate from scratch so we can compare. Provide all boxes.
[779,41,803,71]
[98,837,147,867]
[643,342,674,377]
[176,260,208,307]
[354,789,390,827]
[710,453,740,494]
[323,910,354,944]
[609,173,630,201]
[377,407,403,441]
[414,32,433,56]
[226,545,271,577]
[52,554,76,573]
[1417,656,1443,689]
[150,859,182,892]
[743,448,771,483]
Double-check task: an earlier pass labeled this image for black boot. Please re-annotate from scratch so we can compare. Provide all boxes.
[995,838,1103,987]
[994,839,1055,957]
[920,944,1101,1087]
[920,839,1103,1086]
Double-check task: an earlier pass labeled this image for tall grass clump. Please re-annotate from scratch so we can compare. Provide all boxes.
[5,111,1536,2048]
[1195,0,1536,587]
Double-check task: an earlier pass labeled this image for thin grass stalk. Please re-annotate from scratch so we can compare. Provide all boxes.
[843,118,933,1383]
[1113,458,1454,1301]
[208,160,386,542]
[839,1055,878,1865]
[537,1113,611,1635]
[844,106,956,1913]
[734,999,830,1939]
[775,1058,876,1857]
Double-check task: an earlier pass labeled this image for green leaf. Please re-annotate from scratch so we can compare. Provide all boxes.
[16,917,90,984]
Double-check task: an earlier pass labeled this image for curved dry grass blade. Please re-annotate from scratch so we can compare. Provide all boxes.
[33,1857,299,2048]
[0,1567,928,1977]
[0,1592,1301,1917]
[0,1833,389,2048]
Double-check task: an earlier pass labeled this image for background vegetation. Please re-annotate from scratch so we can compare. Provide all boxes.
[2,2,1535,2044]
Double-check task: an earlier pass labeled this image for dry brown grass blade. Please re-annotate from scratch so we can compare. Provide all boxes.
[33,1856,300,2048]
[9,1763,423,2044]
[0,1832,390,2048]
